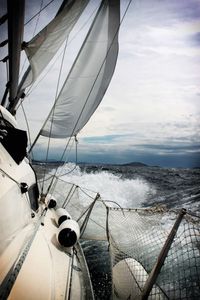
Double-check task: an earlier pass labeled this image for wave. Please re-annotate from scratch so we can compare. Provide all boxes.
[55,163,156,208]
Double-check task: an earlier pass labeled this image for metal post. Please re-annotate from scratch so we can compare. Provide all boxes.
[141,208,187,300]
[62,184,76,208]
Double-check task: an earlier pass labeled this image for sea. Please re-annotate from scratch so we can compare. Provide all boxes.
[35,163,200,299]
[59,163,200,212]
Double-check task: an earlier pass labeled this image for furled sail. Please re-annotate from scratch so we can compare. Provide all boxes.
[40,0,120,138]
[21,0,89,89]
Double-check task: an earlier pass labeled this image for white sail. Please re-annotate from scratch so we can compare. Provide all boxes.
[21,0,89,89]
[41,0,120,138]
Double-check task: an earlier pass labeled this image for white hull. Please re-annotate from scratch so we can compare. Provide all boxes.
[0,106,93,299]
[5,209,82,300]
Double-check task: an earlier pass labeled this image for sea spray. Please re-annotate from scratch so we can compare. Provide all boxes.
[55,163,156,208]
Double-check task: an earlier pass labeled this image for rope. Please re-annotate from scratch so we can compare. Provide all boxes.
[78,186,97,200]
[100,199,125,216]
[77,184,99,195]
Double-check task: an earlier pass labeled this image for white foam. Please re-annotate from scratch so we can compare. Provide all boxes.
[56,163,156,208]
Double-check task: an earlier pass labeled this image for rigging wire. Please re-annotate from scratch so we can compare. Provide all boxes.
[40,35,69,194]
[33,136,77,186]
[56,136,78,178]
[24,0,56,26]
[47,175,99,196]
[32,0,44,37]
[61,183,77,208]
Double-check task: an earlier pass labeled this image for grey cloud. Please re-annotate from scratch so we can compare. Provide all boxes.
[188,32,200,46]
[129,0,200,29]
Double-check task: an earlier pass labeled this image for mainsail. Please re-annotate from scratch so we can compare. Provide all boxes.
[40,0,120,139]
[20,0,89,89]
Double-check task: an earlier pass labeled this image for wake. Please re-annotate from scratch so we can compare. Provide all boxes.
[55,163,156,208]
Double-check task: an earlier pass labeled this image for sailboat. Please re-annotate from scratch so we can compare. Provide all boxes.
[0,0,200,299]
[0,0,119,298]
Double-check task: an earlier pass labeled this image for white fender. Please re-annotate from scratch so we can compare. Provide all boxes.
[55,208,71,226]
[45,194,57,208]
[57,219,80,248]
[113,258,165,300]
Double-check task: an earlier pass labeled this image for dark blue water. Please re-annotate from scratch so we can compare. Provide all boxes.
[80,165,200,212]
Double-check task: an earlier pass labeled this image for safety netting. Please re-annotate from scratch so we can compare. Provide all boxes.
[108,208,200,300]
[37,174,200,299]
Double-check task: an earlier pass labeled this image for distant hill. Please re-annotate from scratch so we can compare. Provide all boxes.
[32,159,64,166]
[121,162,148,167]
[32,160,150,168]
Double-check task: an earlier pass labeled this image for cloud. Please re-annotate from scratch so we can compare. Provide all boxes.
[76,140,200,168]
[1,0,199,168]
[188,32,200,46]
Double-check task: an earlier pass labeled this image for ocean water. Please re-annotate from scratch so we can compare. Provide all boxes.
[55,163,200,213]
[35,163,200,299]
[70,164,200,299]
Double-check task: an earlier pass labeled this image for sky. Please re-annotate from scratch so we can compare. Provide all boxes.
[0,0,200,168]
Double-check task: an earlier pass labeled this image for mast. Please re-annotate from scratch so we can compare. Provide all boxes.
[6,0,25,114]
